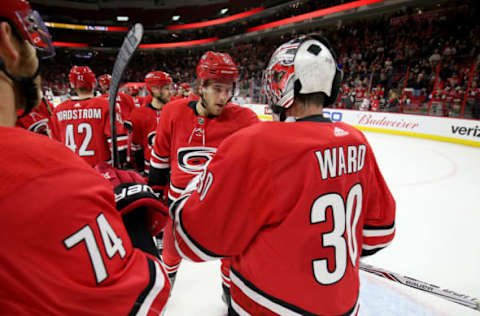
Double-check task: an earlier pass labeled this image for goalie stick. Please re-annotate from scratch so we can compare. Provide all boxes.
[109,23,144,168]
[359,262,480,311]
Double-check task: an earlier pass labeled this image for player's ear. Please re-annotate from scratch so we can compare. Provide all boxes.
[0,22,20,65]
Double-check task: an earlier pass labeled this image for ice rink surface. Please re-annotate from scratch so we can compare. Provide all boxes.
[163,131,480,316]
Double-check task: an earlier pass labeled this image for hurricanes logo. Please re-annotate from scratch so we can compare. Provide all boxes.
[177,147,217,175]
[147,131,156,149]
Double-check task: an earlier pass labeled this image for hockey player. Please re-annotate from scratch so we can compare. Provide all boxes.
[98,73,135,122]
[50,66,128,167]
[127,71,172,174]
[148,51,259,304]
[179,82,191,98]
[0,1,171,314]
[170,35,396,315]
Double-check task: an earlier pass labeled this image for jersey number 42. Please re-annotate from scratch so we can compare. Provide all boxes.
[65,123,95,156]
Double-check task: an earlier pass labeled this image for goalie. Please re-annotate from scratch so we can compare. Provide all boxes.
[170,34,396,315]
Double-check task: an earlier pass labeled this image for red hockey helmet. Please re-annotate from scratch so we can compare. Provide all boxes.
[180,82,191,90]
[196,51,239,85]
[129,85,140,95]
[0,0,55,59]
[144,71,172,94]
[98,74,111,91]
[69,66,97,90]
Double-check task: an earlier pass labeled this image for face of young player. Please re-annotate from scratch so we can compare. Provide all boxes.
[152,84,171,104]
[202,81,233,116]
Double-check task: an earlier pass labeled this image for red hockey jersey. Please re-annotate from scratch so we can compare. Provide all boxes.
[101,91,135,121]
[133,95,147,108]
[50,96,128,167]
[0,126,170,314]
[150,99,259,201]
[16,98,52,135]
[171,116,396,315]
[128,103,163,173]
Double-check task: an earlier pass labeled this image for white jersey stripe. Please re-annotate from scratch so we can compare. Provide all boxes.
[151,151,169,162]
[135,260,165,316]
[170,184,184,194]
[363,226,395,237]
[362,241,393,250]
[174,199,219,262]
[150,161,169,169]
[231,298,251,316]
[230,271,303,316]
[231,270,359,316]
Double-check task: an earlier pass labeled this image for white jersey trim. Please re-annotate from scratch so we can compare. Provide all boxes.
[150,161,170,169]
[363,226,395,237]
[151,150,170,162]
[362,241,393,250]
[231,298,251,316]
[230,269,359,316]
[230,271,303,316]
[174,197,219,262]
[135,260,165,316]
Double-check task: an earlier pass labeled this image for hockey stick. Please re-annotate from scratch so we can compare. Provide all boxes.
[109,23,144,168]
[359,263,480,311]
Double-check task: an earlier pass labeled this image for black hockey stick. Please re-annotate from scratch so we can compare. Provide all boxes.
[359,263,480,311]
[109,23,144,168]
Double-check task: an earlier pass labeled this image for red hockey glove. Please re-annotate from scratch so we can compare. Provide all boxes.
[95,162,168,236]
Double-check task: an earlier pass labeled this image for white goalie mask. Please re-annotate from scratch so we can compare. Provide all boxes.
[263,34,343,120]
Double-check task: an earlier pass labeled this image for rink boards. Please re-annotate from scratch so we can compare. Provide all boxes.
[242,104,480,148]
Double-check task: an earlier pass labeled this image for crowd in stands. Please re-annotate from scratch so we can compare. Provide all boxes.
[42,1,480,119]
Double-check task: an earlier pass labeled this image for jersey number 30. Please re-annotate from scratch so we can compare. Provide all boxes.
[64,213,126,284]
[311,183,362,285]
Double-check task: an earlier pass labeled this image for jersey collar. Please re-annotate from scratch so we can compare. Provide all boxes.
[296,115,331,123]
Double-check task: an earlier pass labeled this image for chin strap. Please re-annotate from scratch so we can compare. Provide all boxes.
[0,57,41,119]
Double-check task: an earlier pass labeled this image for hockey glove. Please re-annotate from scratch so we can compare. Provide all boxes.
[95,163,168,236]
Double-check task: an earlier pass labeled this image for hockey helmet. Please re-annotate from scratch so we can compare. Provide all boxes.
[98,74,111,91]
[129,85,140,95]
[69,66,97,90]
[0,0,54,59]
[180,82,191,90]
[263,34,343,116]
[144,71,172,94]
[196,51,239,85]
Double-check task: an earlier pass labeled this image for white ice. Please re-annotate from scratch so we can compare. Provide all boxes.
[163,131,480,316]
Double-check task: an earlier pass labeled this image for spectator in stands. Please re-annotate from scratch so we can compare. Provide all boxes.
[429,49,442,65]
[468,81,480,119]
[386,90,401,112]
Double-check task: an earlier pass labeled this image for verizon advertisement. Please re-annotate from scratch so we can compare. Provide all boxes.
[242,104,480,147]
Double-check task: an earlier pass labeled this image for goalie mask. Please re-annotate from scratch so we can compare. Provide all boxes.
[263,34,343,121]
